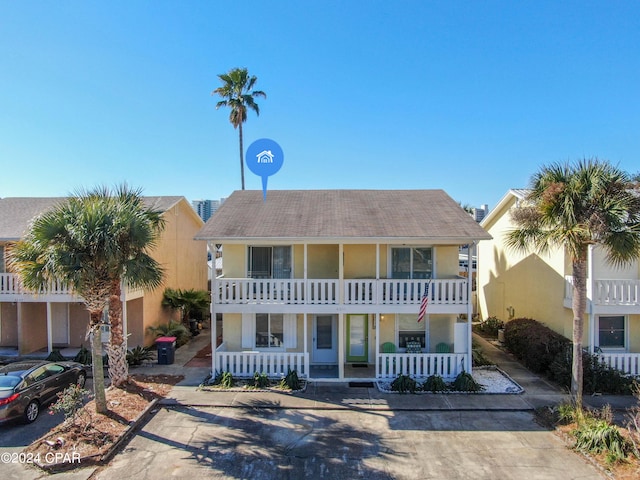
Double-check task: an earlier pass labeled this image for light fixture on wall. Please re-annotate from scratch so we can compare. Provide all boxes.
[506,306,515,319]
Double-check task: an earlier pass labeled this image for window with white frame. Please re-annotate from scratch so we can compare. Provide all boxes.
[397,314,427,350]
[598,315,626,350]
[255,313,284,348]
[248,246,292,279]
[390,247,433,279]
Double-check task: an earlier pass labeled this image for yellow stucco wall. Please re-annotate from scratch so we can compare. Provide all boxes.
[69,303,89,348]
[437,246,461,278]
[140,198,208,347]
[478,195,569,336]
[344,245,376,278]
[223,313,242,351]
[19,303,47,354]
[222,244,246,278]
[307,245,339,278]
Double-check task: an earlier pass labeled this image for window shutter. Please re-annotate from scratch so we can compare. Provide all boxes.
[242,313,255,349]
[283,314,297,349]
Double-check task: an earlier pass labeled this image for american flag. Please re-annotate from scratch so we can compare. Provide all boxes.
[417,283,429,323]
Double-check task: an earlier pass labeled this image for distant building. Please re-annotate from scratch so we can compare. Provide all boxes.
[471,204,489,223]
[192,198,226,222]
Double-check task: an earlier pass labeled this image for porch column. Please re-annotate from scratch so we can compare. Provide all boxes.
[46,302,53,354]
[466,242,475,373]
[210,240,217,375]
[587,244,595,353]
[304,313,308,375]
[375,312,380,378]
[376,243,380,304]
[121,281,128,351]
[338,312,345,379]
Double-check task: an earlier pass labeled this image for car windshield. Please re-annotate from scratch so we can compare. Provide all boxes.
[0,375,22,388]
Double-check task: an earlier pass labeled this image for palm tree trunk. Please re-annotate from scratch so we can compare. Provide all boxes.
[107,280,129,387]
[571,258,587,410]
[238,122,245,190]
[90,311,108,414]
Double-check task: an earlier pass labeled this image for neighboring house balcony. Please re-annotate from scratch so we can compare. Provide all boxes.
[565,275,640,377]
[564,276,640,313]
[213,277,469,314]
[0,273,145,302]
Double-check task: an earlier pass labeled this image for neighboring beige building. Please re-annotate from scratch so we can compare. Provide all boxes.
[478,189,640,375]
[0,196,207,355]
[196,190,491,381]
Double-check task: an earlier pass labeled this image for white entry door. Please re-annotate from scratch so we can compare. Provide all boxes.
[313,315,338,363]
[51,303,69,345]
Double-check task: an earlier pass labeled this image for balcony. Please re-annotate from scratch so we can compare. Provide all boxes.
[214,278,468,307]
[565,276,640,309]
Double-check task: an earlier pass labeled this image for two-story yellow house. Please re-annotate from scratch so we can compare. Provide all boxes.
[0,196,207,357]
[196,190,491,381]
[478,189,640,376]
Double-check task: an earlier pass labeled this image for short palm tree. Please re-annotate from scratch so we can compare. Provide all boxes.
[7,185,166,413]
[212,67,266,190]
[506,159,640,409]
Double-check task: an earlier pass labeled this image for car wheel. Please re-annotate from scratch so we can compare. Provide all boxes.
[24,400,40,423]
[77,372,87,388]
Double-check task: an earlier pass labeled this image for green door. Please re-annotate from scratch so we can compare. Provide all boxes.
[346,314,368,363]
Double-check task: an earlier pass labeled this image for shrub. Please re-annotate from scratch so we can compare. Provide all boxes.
[451,371,484,392]
[573,417,631,464]
[279,369,301,391]
[126,346,154,366]
[148,320,191,347]
[252,372,270,389]
[422,374,448,393]
[477,316,504,337]
[390,374,418,394]
[212,371,234,388]
[46,349,66,362]
[73,345,91,365]
[503,318,570,374]
[549,345,634,395]
[49,383,92,428]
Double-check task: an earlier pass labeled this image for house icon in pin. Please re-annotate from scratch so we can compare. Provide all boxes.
[256,150,274,164]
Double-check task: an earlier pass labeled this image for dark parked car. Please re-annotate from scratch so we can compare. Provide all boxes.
[0,360,87,424]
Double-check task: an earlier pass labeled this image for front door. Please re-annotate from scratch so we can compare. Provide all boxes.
[313,315,337,363]
[347,314,368,363]
[51,304,69,346]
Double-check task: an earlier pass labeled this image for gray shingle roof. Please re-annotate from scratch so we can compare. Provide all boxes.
[0,196,185,241]
[195,190,491,243]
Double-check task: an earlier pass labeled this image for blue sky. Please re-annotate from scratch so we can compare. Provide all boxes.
[1,1,639,211]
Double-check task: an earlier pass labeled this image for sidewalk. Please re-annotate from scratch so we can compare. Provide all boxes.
[137,330,638,413]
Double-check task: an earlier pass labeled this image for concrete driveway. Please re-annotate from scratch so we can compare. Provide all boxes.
[93,405,605,480]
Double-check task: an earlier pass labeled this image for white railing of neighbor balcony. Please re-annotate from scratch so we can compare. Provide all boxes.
[214,350,309,378]
[215,278,468,306]
[565,276,640,306]
[599,353,640,377]
[376,353,467,379]
[0,273,72,296]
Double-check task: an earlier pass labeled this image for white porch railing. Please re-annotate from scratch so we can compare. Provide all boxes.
[376,353,467,379]
[599,353,640,377]
[328,278,469,305]
[215,278,468,306]
[214,350,309,378]
[0,273,72,296]
[565,276,640,306]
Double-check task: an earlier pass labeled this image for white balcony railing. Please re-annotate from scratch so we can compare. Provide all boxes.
[565,276,640,306]
[0,273,72,296]
[215,278,468,306]
[214,350,309,378]
[376,353,467,379]
[599,353,640,377]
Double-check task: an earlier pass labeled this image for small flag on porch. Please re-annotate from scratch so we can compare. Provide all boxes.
[417,284,429,323]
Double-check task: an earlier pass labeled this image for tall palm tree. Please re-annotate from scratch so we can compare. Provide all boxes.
[103,186,165,387]
[505,159,640,409]
[212,67,266,190]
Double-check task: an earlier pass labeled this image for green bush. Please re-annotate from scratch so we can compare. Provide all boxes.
[503,318,570,374]
[46,349,66,361]
[73,345,91,365]
[451,371,484,392]
[212,371,234,388]
[422,374,448,392]
[279,369,302,391]
[390,374,418,394]
[549,345,634,395]
[126,346,154,366]
[573,417,631,463]
[477,316,505,337]
[147,320,191,347]
[252,372,270,389]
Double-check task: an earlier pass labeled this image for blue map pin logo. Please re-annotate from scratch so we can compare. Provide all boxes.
[246,138,284,201]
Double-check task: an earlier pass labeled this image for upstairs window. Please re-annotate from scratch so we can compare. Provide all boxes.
[248,246,292,279]
[391,247,432,279]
